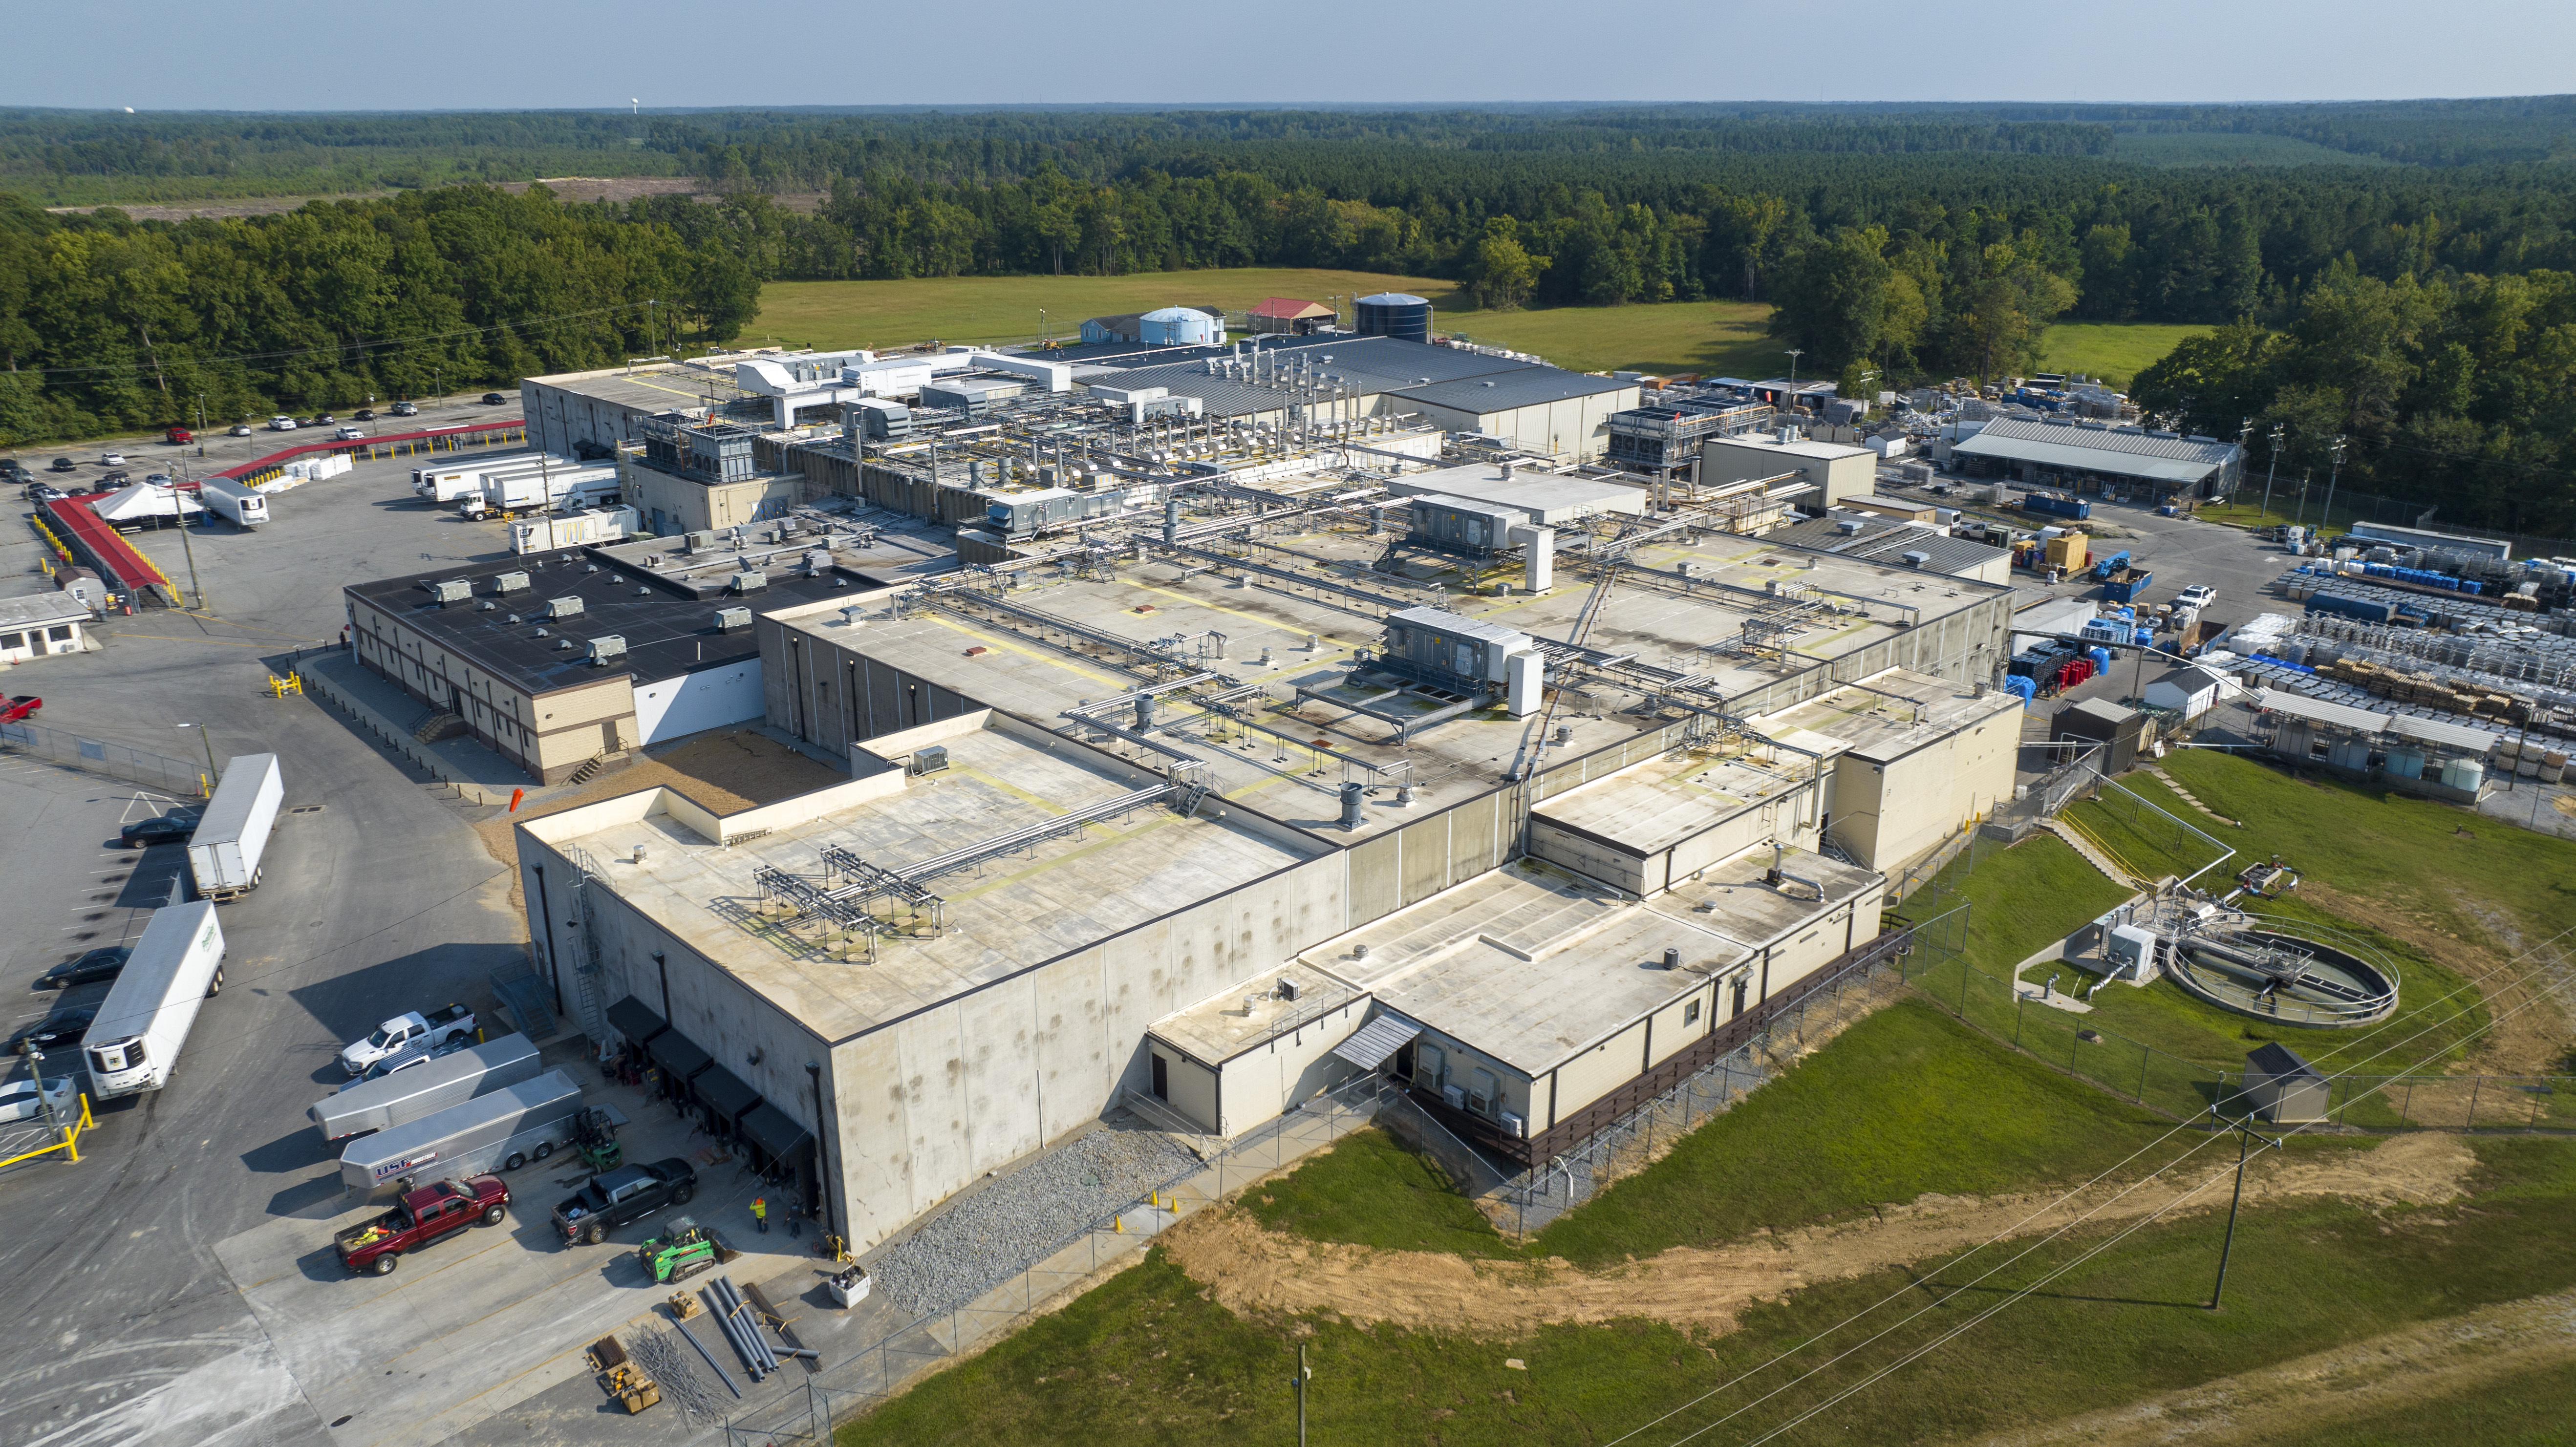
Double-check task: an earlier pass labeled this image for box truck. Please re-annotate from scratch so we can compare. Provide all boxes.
[84,901,227,1099]
[197,476,270,529]
[338,1068,595,1192]
[309,1033,544,1141]
[187,752,283,902]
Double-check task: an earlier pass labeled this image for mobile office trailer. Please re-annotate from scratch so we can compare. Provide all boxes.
[197,476,270,529]
[309,1033,544,1141]
[84,901,227,1099]
[187,753,284,901]
[339,1069,587,1192]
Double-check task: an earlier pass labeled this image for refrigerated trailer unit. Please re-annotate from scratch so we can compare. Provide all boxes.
[458,462,620,519]
[197,476,270,529]
[309,1033,545,1141]
[338,1069,588,1192]
[84,901,227,1099]
[187,752,283,901]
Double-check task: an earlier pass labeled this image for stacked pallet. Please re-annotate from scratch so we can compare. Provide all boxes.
[2316,658,2531,724]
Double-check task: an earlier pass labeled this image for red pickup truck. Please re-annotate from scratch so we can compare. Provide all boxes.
[0,696,37,724]
[335,1176,510,1276]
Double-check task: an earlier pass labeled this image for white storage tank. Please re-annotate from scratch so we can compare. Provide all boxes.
[1139,306,1223,347]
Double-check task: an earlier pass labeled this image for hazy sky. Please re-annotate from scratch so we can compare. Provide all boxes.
[12,0,2573,111]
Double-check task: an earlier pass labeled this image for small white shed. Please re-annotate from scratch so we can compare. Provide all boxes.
[0,592,91,662]
[2144,664,2226,721]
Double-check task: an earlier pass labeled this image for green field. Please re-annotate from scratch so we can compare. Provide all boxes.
[751,270,1454,353]
[1436,298,1779,377]
[2035,321,2204,389]
[2109,131,2403,169]
[752,272,1777,377]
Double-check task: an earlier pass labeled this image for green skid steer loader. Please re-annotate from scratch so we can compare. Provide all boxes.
[638,1216,736,1285]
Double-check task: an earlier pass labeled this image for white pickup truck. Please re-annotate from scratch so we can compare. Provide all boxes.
[341,1004,477,1077]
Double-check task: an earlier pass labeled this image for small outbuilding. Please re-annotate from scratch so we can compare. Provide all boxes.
[2241,1042,2331,1124]
[1247,298,1335,335]
[2053,698,2148,775]
[2143,664,2227,723]
[0,592,91,663]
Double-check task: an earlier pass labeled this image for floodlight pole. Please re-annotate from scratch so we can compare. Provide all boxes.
[1783,349,1803,385]
[2258,423,2285,523]
[1290,1341,1309,1447]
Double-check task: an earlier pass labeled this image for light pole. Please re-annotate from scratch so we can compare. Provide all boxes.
[2258,423,2285,524]
[1783,348,1804,385]
[1288,1341,1310,1447]
[158,471,205,611]
[2294,468,2312,528]
[178,722,219,784]
[2320,435,2348,535]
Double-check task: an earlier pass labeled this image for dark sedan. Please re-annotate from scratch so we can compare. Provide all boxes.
[49,456,77,472]
[354,408,376,421]
[481,392,507,404]
[120,812,199,847]
[37,947,130,990]
[10,1005,96,1055]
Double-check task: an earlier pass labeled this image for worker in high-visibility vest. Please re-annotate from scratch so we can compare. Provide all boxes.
[751,1196,769,1234]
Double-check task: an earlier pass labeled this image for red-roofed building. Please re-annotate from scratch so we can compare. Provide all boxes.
[1247,298,1336,335]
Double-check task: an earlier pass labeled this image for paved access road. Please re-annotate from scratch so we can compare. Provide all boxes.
[0,452,532,1447]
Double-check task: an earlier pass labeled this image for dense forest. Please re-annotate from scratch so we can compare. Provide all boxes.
[4,100,2575,532]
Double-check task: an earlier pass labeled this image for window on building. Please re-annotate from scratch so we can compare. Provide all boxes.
[45,625,74,642]
[0,633,23,651]
[1684,1000,1701,1026]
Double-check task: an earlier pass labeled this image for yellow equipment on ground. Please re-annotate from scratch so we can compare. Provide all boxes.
[586,1335,660,1414]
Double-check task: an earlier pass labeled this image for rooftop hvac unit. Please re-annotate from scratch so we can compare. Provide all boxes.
[427,578,472,605]
[586,635,627,666]
[714,606,752,631]
[1901,550,1932,568]
[730,570,768,593]
[685,530,717,552]
[545,595,585,619]
[492,570,531,594]
[1276,978,1301,1001]
[908,745,949,776]
[1835,518,1865,535]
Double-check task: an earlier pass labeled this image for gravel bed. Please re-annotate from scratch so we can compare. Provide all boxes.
[870,1127,1199,1317]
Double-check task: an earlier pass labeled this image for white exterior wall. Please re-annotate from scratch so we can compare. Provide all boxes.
[1209,997,1371,1131]
[635,660,766,745]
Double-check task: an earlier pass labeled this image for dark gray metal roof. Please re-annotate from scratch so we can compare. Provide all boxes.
[1951,418,2240,483]
[2246,1041,2320,1080]
[1331,1012,1420,1070]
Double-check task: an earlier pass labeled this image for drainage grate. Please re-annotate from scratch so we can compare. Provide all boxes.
[289,805,325,815]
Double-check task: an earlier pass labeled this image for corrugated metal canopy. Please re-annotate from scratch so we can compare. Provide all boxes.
[2383,713,2496,751]
[2254,688,2390,734]
[1950,419,2235,485]
[1331,1012,1421,1070]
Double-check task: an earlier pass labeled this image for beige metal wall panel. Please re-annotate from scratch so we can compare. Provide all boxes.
[1647,985,1719,1069]
[1551,1020,1649,1120]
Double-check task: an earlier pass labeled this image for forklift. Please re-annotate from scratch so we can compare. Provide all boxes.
[571,1105,623,1173]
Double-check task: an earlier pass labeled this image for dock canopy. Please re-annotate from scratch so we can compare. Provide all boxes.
[604,996,667,1047]
[740,1102,813,1160]
[647,1029,714,1083]
[692,1064,762,1124]
[1331,1012,1421,1071]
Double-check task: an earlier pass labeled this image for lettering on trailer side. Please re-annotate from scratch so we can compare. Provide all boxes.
[375,1151,438,1182]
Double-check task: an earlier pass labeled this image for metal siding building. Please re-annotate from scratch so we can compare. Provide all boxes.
[1948,419,2244,499]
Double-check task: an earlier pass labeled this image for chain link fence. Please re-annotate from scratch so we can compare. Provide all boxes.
[0,719,210,797]
[707,1073,1395,1445]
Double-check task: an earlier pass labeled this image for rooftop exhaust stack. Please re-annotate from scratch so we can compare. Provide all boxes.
[1338,782,1366,831]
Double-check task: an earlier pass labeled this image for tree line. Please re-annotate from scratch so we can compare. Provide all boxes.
[0,186,754,448]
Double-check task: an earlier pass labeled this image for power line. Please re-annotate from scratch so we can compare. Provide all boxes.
[1611,917,2576,1447]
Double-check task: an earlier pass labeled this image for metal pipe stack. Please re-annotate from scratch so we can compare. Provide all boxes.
[703,1276,777,1381]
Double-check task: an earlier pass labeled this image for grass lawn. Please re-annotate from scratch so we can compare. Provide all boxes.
[1906,830,2137,974]
[2157,749,2576,952]
[751,268,1454,352]
[837,1138,2576,1447]
[1435,298,1778,377]
[2035,321,2204,389]
[2278,1359,2576,1447]
[1243,1127,1522,1260]
[1531,1000,2180,1268]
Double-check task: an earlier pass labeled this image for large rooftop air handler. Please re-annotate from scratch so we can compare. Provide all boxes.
[1355,292,1433,344]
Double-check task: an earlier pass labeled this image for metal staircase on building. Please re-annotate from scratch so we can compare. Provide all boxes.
[566,748,624,787]
[412,710,467,744]
[558,845,612,1044]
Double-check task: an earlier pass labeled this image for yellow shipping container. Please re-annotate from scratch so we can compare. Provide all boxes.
[2045,532,2090,570]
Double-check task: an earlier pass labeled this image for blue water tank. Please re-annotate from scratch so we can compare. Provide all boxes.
[2089,646,2113,674]
[1355,292,1433,344]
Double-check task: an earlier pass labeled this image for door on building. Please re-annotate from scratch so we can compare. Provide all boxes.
[601,721,620,754]
[1732,977,1749,1018]
[1150,1054,1169,1101]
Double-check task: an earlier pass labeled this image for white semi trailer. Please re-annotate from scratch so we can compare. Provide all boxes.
[85,901,227,1099]
[337,1069,591,1192]
[196,476,271,529]
[187,753,283,902]
[310,1034,545,1141]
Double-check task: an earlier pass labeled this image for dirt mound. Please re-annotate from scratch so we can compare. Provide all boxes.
[1161,1133,2476,1337]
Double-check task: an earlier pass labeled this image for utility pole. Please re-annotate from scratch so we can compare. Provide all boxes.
[2294,468,2312,528]
[178,722,219,782]
[1290,1341,1310,1447]
[2320,435,2348,536]
[2208,1106,2282,1312]
[163,468,204,611]
[2258,422,2285,523]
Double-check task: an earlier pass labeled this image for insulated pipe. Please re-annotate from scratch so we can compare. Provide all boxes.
[674,1319,742,1398]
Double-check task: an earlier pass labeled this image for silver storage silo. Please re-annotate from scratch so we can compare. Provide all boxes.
[1355,292,1433,344]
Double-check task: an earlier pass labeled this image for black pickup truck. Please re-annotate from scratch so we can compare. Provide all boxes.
[550,1157,697,1246]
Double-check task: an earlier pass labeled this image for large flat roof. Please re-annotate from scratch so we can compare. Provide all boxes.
[345,550,853,695]
[527,722,1326,1043]
[1301,848,1875,1078]
[1749,668,2024,766]
[1770,513,2007,577]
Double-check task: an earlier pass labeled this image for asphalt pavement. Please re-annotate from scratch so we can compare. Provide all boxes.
[0,450,533,1447]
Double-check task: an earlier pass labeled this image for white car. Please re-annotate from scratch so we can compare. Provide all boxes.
[269,415,298,431]
[0,1076,77,1123]
[228,424,254,437]
[99,451,127,466]
[334,426,366,441]
[2175,585,2217,610]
